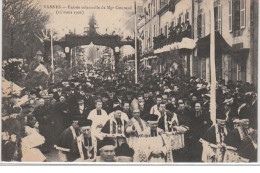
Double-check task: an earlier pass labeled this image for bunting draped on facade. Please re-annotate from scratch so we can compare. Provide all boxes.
[197,31,250,61]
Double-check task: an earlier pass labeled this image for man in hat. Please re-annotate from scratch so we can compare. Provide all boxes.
[166,96,178,113]
[200,111,231,162]
[222,97,238,130]
[29,50,43,71]
[237,94,255,129]
[175,99,191,119]
[124,91,134,104]
[88,99,108,130]
[83,87,96,111]
[66,84,78,110]
[101,106,128,147]
[53,83,65,101]
[201,94,210,112]
[113,90,124,105]
[189,102,212,162]
[73,97,90,119]
[32,98,46,123]
[56,117,81,161]
[157,101,190,162]
[137,114,166,162]
[54,95,69,129]
[95,137,116,162]
[142,114,164,137]
[125,108,149,138]
[158,101,190,133]
[35,50,43,61]
[71,119,97,162]
[224,118,257,162]
[115,143,134,162]
[143,90,155,114]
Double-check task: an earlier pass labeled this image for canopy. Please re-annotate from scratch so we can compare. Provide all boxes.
[197,31,249,61]
[154,37,197,54]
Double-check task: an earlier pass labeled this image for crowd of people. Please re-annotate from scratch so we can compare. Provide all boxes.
[1,68,258,162]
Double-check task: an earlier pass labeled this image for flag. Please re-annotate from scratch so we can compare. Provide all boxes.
[25,64,50,90]
[34,64,49,75]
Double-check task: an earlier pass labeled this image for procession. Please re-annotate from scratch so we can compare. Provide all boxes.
[1,0,258,163]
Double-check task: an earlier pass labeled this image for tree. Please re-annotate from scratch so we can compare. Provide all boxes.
[2,0,50,62]
[87,14,97,36]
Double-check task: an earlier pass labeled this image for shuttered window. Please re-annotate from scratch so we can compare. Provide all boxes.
[228,0,233,31]
[240,0,246,28]
[197,13,205,38]
[217,3,222,33]
[201,13,205,37]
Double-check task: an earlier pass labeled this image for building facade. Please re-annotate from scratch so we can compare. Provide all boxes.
[193,0,258,84]
[137,0,258,84]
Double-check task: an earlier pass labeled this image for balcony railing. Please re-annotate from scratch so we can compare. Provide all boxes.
[153,23,192,50]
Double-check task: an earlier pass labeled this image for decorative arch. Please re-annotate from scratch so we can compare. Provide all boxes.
[43,32,135,71]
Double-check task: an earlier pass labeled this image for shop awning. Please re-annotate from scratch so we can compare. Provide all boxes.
[197,31,250,61]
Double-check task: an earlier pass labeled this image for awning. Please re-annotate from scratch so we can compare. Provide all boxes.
[154,37,197,54]
[197,31,250,61]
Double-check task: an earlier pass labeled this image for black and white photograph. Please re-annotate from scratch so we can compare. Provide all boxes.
[1,0,259,164]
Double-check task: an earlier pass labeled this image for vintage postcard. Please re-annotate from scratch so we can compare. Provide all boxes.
[1,0,258,164]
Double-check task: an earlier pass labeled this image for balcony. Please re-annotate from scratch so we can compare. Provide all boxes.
[153,23,192,50]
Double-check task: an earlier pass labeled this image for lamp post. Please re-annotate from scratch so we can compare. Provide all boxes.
[114,46,120,72]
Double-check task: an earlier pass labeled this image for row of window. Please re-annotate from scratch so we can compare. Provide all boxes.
[144,0,169,20]
[197,0,246,38]
[142,0,247,50]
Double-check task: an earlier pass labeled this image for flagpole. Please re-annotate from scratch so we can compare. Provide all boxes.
[134,1,138,84]
[209,0,216,124]
[51,28,55,83]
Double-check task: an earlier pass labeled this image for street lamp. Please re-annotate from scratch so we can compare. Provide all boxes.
[65,47,70,53]
[115,46,120,53]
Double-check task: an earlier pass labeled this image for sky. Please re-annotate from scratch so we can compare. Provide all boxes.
[37,0,144,39]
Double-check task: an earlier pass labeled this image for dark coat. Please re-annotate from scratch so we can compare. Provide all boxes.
[53,91,65,101]
[101,118,128,134]
[57,127,80,161]
[224,128,257,162]
[202,125,230,144]
[188,110,212,139]
[166,103,178,113]
[71,105,91,120]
